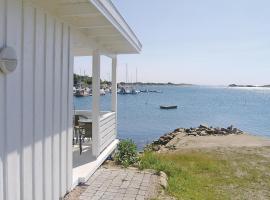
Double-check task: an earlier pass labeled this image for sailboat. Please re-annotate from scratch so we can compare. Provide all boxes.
[130,67,140,94]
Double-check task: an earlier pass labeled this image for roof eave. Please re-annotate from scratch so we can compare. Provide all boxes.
[90,0,142,54]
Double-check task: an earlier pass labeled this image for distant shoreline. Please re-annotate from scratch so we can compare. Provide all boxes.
[120,82,194,86]
[228,84,270,88]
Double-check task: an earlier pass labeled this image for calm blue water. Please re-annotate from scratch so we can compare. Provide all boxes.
[74,86,270,150]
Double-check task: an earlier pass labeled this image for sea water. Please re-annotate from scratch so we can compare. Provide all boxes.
[74,86,270,150]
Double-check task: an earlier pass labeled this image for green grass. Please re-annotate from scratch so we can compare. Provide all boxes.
[139,148,270,200]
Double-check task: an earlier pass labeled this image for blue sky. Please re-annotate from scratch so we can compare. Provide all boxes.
[74,0,270,85]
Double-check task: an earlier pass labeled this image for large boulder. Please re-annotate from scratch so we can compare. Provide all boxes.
[159,171,168,189]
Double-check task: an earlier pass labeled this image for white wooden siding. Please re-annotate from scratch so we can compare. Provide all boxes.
[44,14,54,200]
[60,24,69,197]
[67,26,73,193]
[0,1,73,200]
[21,4,35,200]
[99,113,116,153]
[0,1,6,200]
[6,1,22,200]
[34,9,45,200]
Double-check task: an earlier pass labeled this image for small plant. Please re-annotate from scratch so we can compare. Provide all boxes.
[115,139,140,167]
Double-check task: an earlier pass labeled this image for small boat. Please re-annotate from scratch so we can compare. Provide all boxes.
[74,88,91,97]
[131,88,140,95]
[118,87,132,95]
[100,89,106,96]
[140,89,148,93]
[74,89,85,97]
[160,105,178,109]
[149,90,162,93]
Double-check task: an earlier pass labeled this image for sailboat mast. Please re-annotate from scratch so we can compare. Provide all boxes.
[126,64,128,84]
[136,68,138,84]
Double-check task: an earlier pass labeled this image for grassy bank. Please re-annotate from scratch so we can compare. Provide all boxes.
[140,147,270,200]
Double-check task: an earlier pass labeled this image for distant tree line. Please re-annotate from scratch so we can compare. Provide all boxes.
[73,74,111,86]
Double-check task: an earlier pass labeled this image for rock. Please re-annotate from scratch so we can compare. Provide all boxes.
[221,131,228,135]
[236,130,243,135]
[145,125,245,152]
[206,129,214,135]
[174,128,184,132]
[159,146,167,152]
[153,140,160,145]
[159,171,168,189]
[227,125,233,131]
[152,145,161,151]
[188,132,197,136]
[166,145,176,150]
[200,131,208,136]
[221,128,227,132]
[199,124,209,129]
[171,132,178,137]
[168,135,174,140]
[151,131,178,148]
[159,136,171,145]
[232,128,238,134]
[185,129,191,133]
[214,129,221,135]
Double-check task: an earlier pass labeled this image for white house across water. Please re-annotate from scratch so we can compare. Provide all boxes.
[0,0,142,199]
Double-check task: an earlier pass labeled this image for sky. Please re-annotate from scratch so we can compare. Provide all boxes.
[74,0,270,86]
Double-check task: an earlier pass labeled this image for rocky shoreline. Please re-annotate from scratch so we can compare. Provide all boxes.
[146,125,244,151]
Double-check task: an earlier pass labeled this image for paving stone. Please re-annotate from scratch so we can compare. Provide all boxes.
[113,193,125,200]
[130,184,140,189]
[91,196,101,200]
[141,182,149,187]
[136,195,145,200]
[101,194,114,200]
[79,195,92,200]
[139,186,149,191]
[98,186,108,192]
[118,188,127,194]
[124,194,137,200]
[120,182,130,189]
[126,188,139,195]
[138,190,146,196]
[107,188,118,193]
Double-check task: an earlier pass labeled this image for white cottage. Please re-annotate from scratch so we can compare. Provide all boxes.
[0,0,142,199]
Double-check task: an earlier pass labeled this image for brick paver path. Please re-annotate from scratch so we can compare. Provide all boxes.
[79,167,159,200]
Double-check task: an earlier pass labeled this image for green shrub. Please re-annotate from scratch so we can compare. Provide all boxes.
[115,139,139,167]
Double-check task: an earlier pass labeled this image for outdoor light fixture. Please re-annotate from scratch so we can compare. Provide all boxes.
[0,47,17,74]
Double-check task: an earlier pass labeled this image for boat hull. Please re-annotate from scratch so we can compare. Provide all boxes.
[160,105,178,109]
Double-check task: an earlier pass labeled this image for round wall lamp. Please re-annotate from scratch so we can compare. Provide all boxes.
[0,47,18,74]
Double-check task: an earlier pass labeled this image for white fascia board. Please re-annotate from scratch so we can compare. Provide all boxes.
[90,0,142,53]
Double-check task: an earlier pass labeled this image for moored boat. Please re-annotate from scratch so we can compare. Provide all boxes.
[74,88,91,97]
[160,105,178,109]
